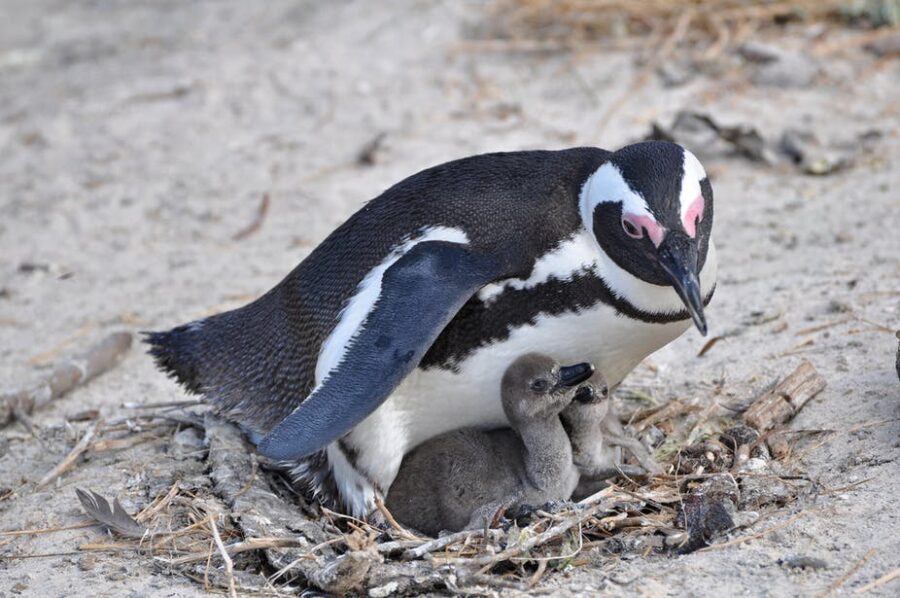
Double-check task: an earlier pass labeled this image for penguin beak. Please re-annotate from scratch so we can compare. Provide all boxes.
[557,362,595,388]
[657,232,708,336]
[573,384,605,404]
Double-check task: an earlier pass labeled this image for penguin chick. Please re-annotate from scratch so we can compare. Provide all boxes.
[385,353,594,536]
[562,390,663,500]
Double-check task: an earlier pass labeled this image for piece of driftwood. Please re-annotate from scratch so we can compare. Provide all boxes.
[1,332,132,427]
[743,360,826,431]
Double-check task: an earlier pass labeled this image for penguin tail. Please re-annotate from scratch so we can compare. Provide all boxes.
[143,286,315,433]
[143,323,207,395]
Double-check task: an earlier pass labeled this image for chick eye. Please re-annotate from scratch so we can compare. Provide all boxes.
[622,217,643,239]
[530,378,550,393]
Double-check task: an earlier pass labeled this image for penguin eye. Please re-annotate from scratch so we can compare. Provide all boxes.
[621,217,643,239]
[530,378,550,393]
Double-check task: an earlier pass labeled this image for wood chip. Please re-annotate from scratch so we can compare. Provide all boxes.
[743,360,826,431]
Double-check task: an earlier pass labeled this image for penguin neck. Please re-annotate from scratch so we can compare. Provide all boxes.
[561,403,605,457]
[515,413,574,491]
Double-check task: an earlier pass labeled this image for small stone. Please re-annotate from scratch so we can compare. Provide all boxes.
[834,231,853,243]
[738,41,784,63]
[865,32,900,57]
[750,51,819,88]
[779,555,829,570]
[78,554,97,571]
[171,427,205,459]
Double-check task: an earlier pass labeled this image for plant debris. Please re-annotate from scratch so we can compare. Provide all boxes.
[1,332,133,428]
[35,359,830,594]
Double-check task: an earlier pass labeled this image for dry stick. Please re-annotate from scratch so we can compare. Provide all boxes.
[402,528,502,560]
[122,399,202,410]
[0,522,94,537]
[743,360,827,432]
[232,193,271,241]
[90,431,162,453]
[136,482,180,523]
[374,494,422,541]
[35,420,102,489]
[698,511,807,553]
[160,537,309,566]
[1,332,132,428]
[817,548,878,598]
[855,567,900,595]
[462,500,612,569]
[209,516,237,598]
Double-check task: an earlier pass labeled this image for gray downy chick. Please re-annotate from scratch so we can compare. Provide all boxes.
[562,386,663,500]
[385,353,594,536]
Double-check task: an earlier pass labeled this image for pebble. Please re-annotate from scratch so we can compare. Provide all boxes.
[738,41,819,88]
[779,555,829,570]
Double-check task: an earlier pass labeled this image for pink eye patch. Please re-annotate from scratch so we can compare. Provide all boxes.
[683,195,705,238]
[622,212,666,247]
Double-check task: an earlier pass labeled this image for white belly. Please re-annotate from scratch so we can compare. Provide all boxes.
[398,304,691,449]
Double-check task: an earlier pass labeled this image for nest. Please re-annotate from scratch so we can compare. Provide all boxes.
[41,361,825,595]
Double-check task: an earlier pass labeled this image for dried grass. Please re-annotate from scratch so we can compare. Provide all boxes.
[469,0,896,56]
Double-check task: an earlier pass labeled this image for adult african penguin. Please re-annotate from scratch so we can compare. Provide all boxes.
[146,140,717,517]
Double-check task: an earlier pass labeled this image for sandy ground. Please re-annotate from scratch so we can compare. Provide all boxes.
[1,1,898,596]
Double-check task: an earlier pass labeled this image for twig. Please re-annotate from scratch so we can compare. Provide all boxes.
[374,494,422,541]
[1,332,132,428]
[159,537,309,566]
[122,399,202,410]
[36,421,102,489]
[698,510,807,552]
[90,431,162,453]
[136,481,180,523]
[817,548,877,598]
[209,516,238,598]
[232,193,271,241]
[403,529,501,560]
[855,567,900,594]
[529,558,548,587]
[463,500,612,568]
[0,522,94,537]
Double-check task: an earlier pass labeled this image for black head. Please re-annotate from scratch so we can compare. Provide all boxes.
[501,353,595,422]
[581,141,714,334]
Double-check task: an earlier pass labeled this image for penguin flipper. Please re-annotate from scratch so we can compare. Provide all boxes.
[257,241,506,461]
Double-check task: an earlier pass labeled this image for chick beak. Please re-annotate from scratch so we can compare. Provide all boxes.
[657,231,708,336]
[557,362,595,388]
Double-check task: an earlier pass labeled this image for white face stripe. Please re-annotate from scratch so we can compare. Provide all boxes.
[477,231,600,304]
[679,148,707,221]
[579,162,656,229]
[315,226,470,385]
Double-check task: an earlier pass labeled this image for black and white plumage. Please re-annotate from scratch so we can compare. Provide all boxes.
[146,141,717,516]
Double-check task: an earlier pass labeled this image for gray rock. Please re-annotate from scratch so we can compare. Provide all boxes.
[752,53,819,88]
[738,41,819,88]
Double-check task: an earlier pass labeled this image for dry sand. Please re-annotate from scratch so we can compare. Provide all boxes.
[1,1,898,596]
